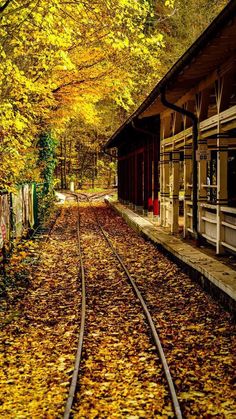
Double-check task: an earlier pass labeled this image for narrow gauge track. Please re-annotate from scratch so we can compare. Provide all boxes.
[90,202,236,417]
[63,193,183,419]
[28,207,62,269]
[32,207,62,243]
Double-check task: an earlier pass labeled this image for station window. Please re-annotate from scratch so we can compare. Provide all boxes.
[228,150,236,207]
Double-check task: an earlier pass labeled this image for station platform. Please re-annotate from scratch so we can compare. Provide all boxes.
[106,199,236,315]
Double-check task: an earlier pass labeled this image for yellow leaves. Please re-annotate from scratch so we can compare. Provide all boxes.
[180,390,206,400]
[70,203,172,417]
[0,206,82,417]
[89,202,236,418]
[0,0,170,188]
[58,355,70,372]
[14,115,27,132]
[165,0,175,8]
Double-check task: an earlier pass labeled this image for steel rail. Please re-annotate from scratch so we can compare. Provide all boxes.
[31,207,61,241]
[29,207,62,270]
[63,201,86,419]
[84,195,182,419]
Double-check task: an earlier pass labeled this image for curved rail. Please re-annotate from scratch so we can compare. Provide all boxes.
[84,195,183,419]
[63,203,86,419]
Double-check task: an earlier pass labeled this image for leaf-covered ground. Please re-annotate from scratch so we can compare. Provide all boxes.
[94,203,236,418]
[73,203,173,418]
[0,205,81,418]
[0,201,235,418]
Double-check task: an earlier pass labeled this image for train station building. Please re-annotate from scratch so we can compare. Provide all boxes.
[105,1,236,256]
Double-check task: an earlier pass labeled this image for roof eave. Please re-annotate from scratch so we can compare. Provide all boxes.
[104,0,236,149]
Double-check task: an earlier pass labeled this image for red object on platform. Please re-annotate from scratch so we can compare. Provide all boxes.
[153,199,159,215]
[148,197,153,212]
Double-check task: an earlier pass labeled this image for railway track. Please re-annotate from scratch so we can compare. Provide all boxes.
[1,194,234,417]
[63,193,182,418]
[87,201,236,418]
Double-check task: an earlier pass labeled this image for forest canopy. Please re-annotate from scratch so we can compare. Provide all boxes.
[0,0,227,190]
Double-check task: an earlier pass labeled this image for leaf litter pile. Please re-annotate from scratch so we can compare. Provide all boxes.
[0,204,81,418]
[94,203,236,418]
[73,203,173,418]
[0,200,235,418]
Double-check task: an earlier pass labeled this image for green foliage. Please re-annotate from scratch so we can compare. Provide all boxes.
[38,132,57,194]
[37,132,57,220]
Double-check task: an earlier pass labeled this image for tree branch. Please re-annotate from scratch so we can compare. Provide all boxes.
[0,0,12,13]
[52,69,114,93]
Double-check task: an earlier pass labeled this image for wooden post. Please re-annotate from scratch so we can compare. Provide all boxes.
[198,137,208,235]
[170,151,180,234]
[215,78,228,254]
[130,153,135,207]
[143,142,149,215]
[153,135,159,216]
[183,141,192,237]
[160,147,170,227]
[216,136,228,254]
[148,140,153,213]
[136,152,144,210]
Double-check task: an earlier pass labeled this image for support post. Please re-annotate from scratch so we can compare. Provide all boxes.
[160,148,170,227]
[198,137,208,235]
[148,140,153,213]
[135,152,144,211]
[183,142,192,237]
[153,135,159,216]
[170,151,180,234]
[216,136,228,254]
[143,142,149,215]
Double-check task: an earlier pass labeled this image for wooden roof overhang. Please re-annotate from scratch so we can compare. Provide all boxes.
[105,0,236,149]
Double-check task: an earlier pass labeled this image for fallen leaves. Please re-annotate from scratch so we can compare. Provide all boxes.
[95,203,236,418]
[1,201,235,418]
[72,204,173,418]
[0,206,81,418]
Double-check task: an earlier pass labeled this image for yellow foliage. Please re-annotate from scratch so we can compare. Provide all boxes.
[0,0,173,188]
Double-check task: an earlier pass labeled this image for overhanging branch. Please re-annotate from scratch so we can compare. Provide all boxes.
[0,0,12,13]
[52,69,114,93]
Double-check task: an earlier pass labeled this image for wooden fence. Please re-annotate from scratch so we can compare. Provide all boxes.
[0,183,38,263]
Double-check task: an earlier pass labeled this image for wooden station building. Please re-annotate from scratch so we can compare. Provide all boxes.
[105,1,236,255]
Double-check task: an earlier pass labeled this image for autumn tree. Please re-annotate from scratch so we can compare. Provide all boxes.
[0,0,170,189]
[0,0,228,191]
[154,0,228,74]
